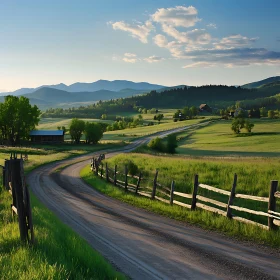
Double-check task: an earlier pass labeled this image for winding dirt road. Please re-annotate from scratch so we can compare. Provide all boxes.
[27,124,280,279]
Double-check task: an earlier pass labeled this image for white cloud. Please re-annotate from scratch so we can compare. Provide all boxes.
[182,61,215,68]
[214,34,258,49]
[162,24,211,45]
[124,53,137,57]
[151,6,200,28]
[207,23,217,29]
[111,20,153,43]
[153,34,168,47]
[123,57,138,63]
[144,56,165,63]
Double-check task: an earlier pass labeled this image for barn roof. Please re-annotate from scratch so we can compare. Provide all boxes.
[30,130,64,136]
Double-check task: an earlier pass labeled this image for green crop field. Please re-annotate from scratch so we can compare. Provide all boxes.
[174,118,280,157]
[0,144,126,280]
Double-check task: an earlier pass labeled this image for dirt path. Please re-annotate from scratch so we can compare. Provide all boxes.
[27,124,280,279]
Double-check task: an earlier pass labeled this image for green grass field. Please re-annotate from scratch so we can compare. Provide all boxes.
[175,119,280,157]
[0,144,126,280]
[102,118,208,142]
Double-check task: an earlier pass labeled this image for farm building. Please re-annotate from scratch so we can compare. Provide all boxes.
[199,104,212,112]
[29,130,64,143]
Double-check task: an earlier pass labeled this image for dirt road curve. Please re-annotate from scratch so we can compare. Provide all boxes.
[27,124,280,280]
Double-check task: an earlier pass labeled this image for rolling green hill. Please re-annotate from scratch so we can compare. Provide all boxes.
[242,76,280,89]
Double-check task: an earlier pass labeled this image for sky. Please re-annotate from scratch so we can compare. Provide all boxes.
[0,0,280,92]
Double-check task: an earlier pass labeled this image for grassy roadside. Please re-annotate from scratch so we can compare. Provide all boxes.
[0,144,126,280]
[80,164,280,248]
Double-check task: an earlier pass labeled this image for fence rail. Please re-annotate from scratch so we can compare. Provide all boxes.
[90,155,280,231]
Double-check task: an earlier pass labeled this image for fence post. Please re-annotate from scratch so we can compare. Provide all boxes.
[227,173,237,218]
[268,180,278,230]
[114,165,117,186]
[106,163,109,182]
[100,163,103,179]
[191,174,199,210]
[151,170,158,199]
[170,180,175,205]
[11,158,28,242]
[135,172,142,194]
[95,159,99,176]
[124,165,128,191]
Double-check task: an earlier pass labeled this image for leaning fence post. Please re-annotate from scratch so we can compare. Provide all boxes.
[151,170,158,199]
[114,165,117,186]
[106,163,109,182]
[268,180,278,230]
[191,174,199,210]
[124,165,128,191]
[227,173,237,218]
[170,180,175,205]
[135,172,142,194]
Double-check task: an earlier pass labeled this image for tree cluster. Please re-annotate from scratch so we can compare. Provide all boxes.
[231,117,254,134]
[173,106,198,121]
[69,118,104,144]
[0,96,40,145]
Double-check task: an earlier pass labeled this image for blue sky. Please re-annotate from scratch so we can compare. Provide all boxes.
[0,0,279,91]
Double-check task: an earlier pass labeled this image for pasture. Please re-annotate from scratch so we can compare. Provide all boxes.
[175,118,280,157]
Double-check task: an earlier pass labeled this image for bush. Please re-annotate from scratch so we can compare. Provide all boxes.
[166,134,178,153]
[147,137,164,152]
[119,159,139,175]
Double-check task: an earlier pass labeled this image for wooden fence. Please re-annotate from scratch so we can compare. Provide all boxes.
[91,155,280,231]
[2,153,34,243]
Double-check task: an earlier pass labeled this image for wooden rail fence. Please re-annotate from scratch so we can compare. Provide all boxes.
[91,155,280,231]
[2,153,34,243]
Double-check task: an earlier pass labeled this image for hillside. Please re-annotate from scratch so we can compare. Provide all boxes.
[242,76,280,89]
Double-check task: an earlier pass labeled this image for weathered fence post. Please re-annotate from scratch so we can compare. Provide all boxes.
[191,174,199,210]
[11,158,28,242]
[124,165,128,191]
[114,165,117,186]
[95,159,99,176]
[106,163,109,182]
[135,172,142,194]
[170,180,175,205]
[227,173,237,218]
[151,170,158,199]
[268,180,278,230]
[100,163,103,179]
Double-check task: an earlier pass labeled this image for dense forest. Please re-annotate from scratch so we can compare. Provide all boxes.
[41,85,280,119]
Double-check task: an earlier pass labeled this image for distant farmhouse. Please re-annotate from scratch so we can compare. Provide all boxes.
[30,130,64,144]
[199,104,212,113]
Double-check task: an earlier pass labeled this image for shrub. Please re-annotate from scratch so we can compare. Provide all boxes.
[166,134,178,153]
[147,137,164,152]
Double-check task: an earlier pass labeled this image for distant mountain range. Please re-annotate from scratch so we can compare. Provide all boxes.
[0,80,166,96]
[1,77,279,111]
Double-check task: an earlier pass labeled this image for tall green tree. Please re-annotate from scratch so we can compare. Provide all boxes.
[84,122,103,144]
[166,134,178,154]
[0,96,40,145]
[69,118,85,144]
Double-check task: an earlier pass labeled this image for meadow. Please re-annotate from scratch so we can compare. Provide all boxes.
[175,118,280,157]
[0,144,126,280]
